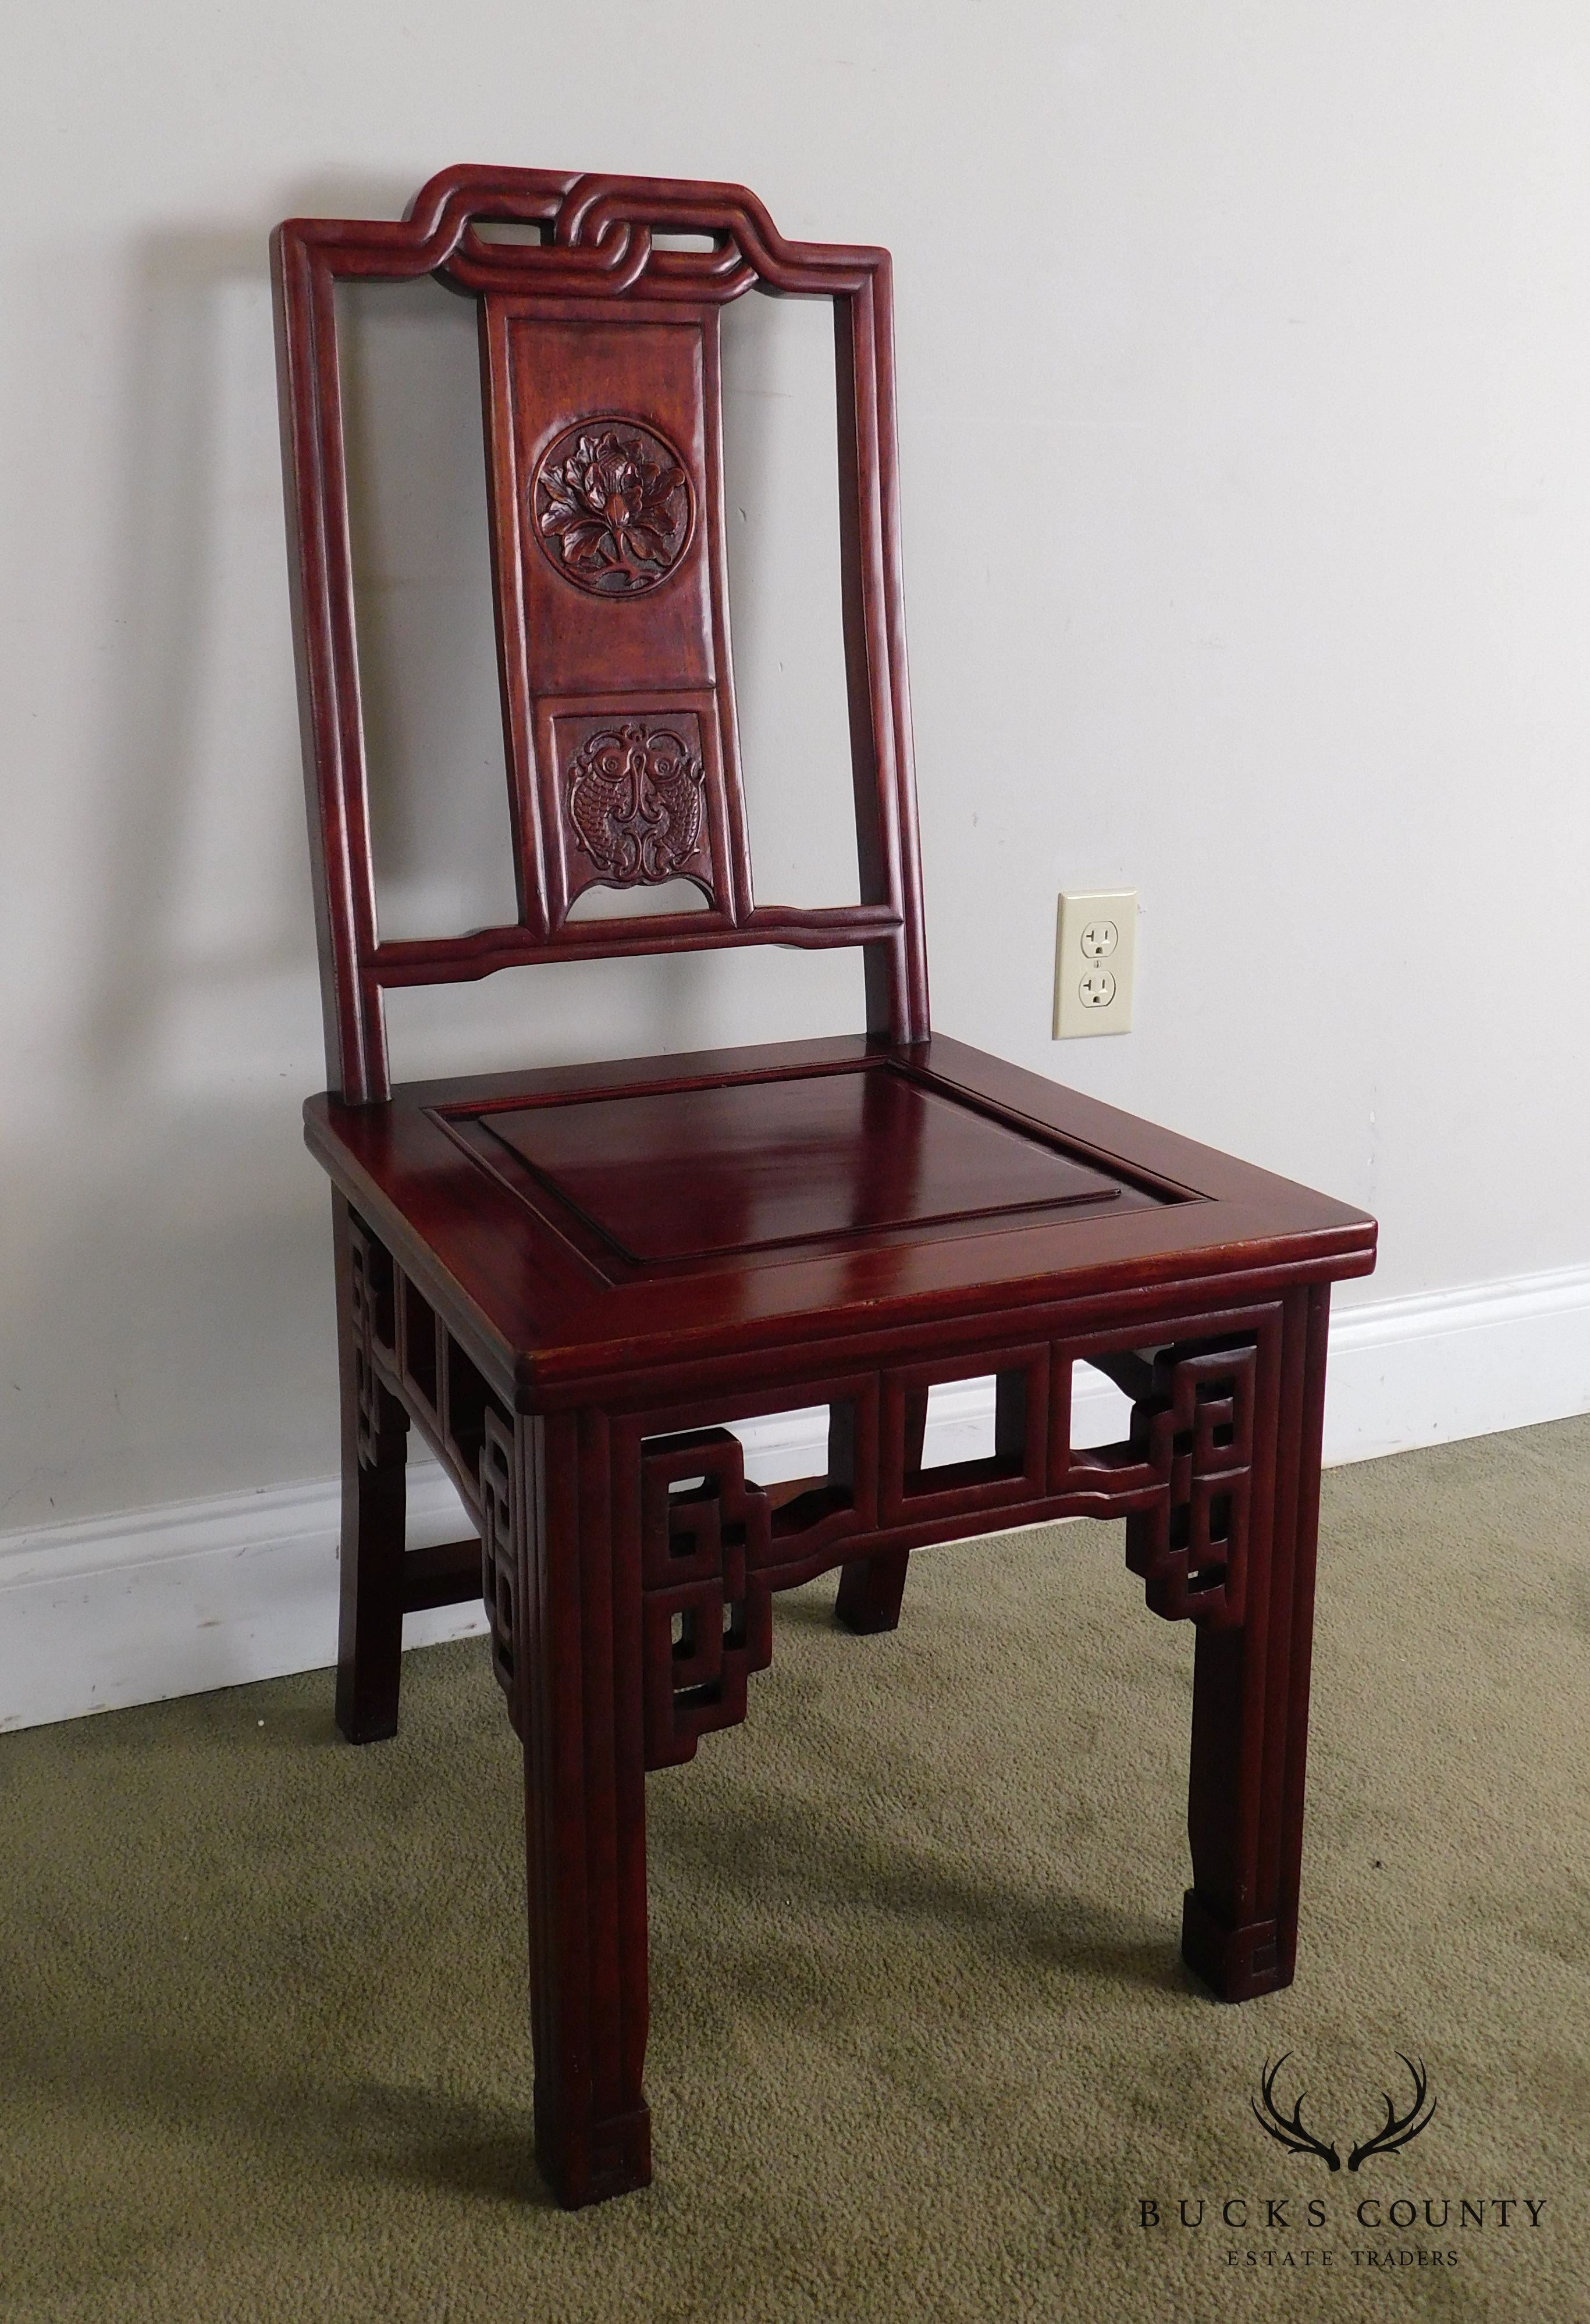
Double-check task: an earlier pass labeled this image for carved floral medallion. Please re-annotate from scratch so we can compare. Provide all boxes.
[533,418,693,596]
[567,721,707,885]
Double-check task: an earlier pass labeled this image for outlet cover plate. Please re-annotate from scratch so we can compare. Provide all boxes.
[1054,889,1136,1038]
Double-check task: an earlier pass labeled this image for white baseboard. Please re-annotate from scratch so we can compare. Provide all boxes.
[5,1263,1588,1733]
[1322,1264,1590,1460]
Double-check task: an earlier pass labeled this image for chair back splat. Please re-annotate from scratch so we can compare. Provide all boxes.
[272,166,929,1103]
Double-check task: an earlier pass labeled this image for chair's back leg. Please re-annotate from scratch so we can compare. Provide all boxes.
[834,1547,910,1633]
[332,1191,408,1743]
[834,1385,921,1633]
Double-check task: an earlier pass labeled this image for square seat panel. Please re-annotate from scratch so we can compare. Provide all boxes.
[470,1060,1143,1266]
[307,1034,1375,1404]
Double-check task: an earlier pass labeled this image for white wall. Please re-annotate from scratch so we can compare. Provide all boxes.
[2,3,1588,1576]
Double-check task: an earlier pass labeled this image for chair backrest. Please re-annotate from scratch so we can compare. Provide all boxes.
[272,166,929,1103]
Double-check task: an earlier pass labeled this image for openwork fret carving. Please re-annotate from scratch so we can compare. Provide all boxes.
[639,1429,774,1769]
[480,1409,521,1728]
[346,1218,386,1468]
[624,1341,1258,1710]
[1123,1344,1257,1629]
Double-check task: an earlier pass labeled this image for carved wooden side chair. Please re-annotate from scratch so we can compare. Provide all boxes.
[271,166,1376,2210]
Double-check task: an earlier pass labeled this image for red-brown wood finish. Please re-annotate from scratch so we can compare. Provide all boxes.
[272,168,1377,2209]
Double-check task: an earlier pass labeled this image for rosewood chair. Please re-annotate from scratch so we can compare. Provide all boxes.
[271,166,1376,2211]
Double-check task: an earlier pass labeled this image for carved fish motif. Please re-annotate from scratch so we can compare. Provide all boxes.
[567,723,706,885]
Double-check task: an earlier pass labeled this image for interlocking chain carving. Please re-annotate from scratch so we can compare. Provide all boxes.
[1122,1344,1257,1629]
[480,1410,521,1730]
[639,1429,775,1769]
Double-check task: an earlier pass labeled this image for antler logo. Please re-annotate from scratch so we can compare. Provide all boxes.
[1252,2053,1437,2172]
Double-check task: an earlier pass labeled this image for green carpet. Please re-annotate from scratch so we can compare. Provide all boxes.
[2,1419,1587,2321]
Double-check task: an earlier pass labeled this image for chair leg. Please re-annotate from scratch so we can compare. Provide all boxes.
[834,1385,920,1633]
[1180,1287,1329,2001]
[332,1193,408,1745]
[520,1411,652,2208]
[835,1547,910,1632]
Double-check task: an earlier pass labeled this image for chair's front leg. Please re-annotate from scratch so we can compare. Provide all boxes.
[514,1409,652,2208]
[332,1191,408,1744]
[1180,1287,1331,2000]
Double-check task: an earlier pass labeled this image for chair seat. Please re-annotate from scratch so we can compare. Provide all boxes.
[307,1028,1374,1406]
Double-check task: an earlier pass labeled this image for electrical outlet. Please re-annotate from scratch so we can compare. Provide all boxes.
[1054,889,1136,1038]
